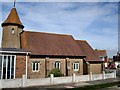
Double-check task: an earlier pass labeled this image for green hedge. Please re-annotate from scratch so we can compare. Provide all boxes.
[48,68,64,77]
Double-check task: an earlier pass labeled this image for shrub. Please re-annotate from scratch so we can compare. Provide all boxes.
[48,68,64,77]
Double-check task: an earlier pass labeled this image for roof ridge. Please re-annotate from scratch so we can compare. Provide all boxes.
[95,50,106,51]
[76,40,87,42]
[23,30,72,36]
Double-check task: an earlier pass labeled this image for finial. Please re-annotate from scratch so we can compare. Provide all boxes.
[14,0,16,7]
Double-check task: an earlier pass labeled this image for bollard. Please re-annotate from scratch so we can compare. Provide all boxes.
[22,74,27,87]
[102,71,105,79]
[0,80,2,90]
[50,74,54,84]
[72,73,76,83]
[89,72,93,81]
[114,70,116,78]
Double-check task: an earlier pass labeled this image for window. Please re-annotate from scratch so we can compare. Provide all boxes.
[100,56,104,61]
[0,55,16,79]
[32,62,40,72]
[73,62,79,71]
[54,61,60,69]
[11,28,15,34]
[117,64,120,68]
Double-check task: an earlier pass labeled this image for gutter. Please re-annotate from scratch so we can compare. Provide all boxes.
[0,51,30,54]
[26,53,29,79]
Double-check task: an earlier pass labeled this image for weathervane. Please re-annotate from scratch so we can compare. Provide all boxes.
[14,0,16,7]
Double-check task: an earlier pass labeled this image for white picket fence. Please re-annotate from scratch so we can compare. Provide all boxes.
[0,71,116,89]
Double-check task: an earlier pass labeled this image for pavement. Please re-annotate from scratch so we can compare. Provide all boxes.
[2,76,120,90]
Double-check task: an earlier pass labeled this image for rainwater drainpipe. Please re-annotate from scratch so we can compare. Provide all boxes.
[26,53,28,79]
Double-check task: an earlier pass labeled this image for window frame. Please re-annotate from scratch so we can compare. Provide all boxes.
[0,55,16,79]
[54,61,61,69]
[32,62,40,72]
[100,56,104,61]
[73,62,79,72]
[11,28,15,35]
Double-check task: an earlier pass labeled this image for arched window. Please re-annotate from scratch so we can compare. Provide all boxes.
[54,61,61,69]
[32,62,40,72]
[73,62,79,71]
[11,28,15,34]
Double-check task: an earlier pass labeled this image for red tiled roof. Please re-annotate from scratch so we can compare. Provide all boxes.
[21,31,85,56]
[95,50,107,57]
[76,40,100,61]
[1,8,24,28]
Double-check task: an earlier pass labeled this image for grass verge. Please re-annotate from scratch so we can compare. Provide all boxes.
[73,81,120,90]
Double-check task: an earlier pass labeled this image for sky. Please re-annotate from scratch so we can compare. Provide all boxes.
[0,0,119,58]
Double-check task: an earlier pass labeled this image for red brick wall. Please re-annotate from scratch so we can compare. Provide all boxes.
[89,63,102,74]
[28,57,84,78]
[28,58,46,79]
[2,26,22,48]
[15,55,26,78]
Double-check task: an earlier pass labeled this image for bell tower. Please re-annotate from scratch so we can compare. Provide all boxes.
[1,7,24,48]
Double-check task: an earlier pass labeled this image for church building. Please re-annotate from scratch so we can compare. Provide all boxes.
[0,6,104,79]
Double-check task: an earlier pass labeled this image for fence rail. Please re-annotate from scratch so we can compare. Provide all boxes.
[0,71,116,89]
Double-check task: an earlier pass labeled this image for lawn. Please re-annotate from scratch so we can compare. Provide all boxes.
[73,81,120,90]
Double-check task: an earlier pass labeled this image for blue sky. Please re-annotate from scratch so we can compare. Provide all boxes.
[0,1,119,57]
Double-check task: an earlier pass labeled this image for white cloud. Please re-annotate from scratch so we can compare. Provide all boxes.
[19,2,117,33]
[1,2,118,57]
[107,48,117,58]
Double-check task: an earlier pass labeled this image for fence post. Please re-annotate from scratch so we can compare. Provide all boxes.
[72,73,76,83]
[0,80,2,90]
[22,74,27,87]
[114,70,116,78]
[102,71,105,79]
[50,74,54,84]
[89,72,92,81]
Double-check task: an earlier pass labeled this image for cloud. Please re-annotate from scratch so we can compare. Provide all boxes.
[107,48,117,58]
[1,2,118,57]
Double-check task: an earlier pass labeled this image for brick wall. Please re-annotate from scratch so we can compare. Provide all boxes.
[2,26,22,48]
[28,57,83,78]
[15,55,26,78]
[15,55,102,78]
[46,58,66,76]
[89,63,102,74]
[28,58,46,79]
[68,58,83,76]
[46,58,83,77]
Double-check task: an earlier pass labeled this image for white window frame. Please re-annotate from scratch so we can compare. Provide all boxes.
[100,56,104,61]
[0,54,16,79]
[32,62,40,72]
[73,62,79,71]
[54,61,61,69]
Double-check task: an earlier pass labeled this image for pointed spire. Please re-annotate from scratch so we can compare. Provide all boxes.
[1,8,24,29]
[14,0,16,7]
